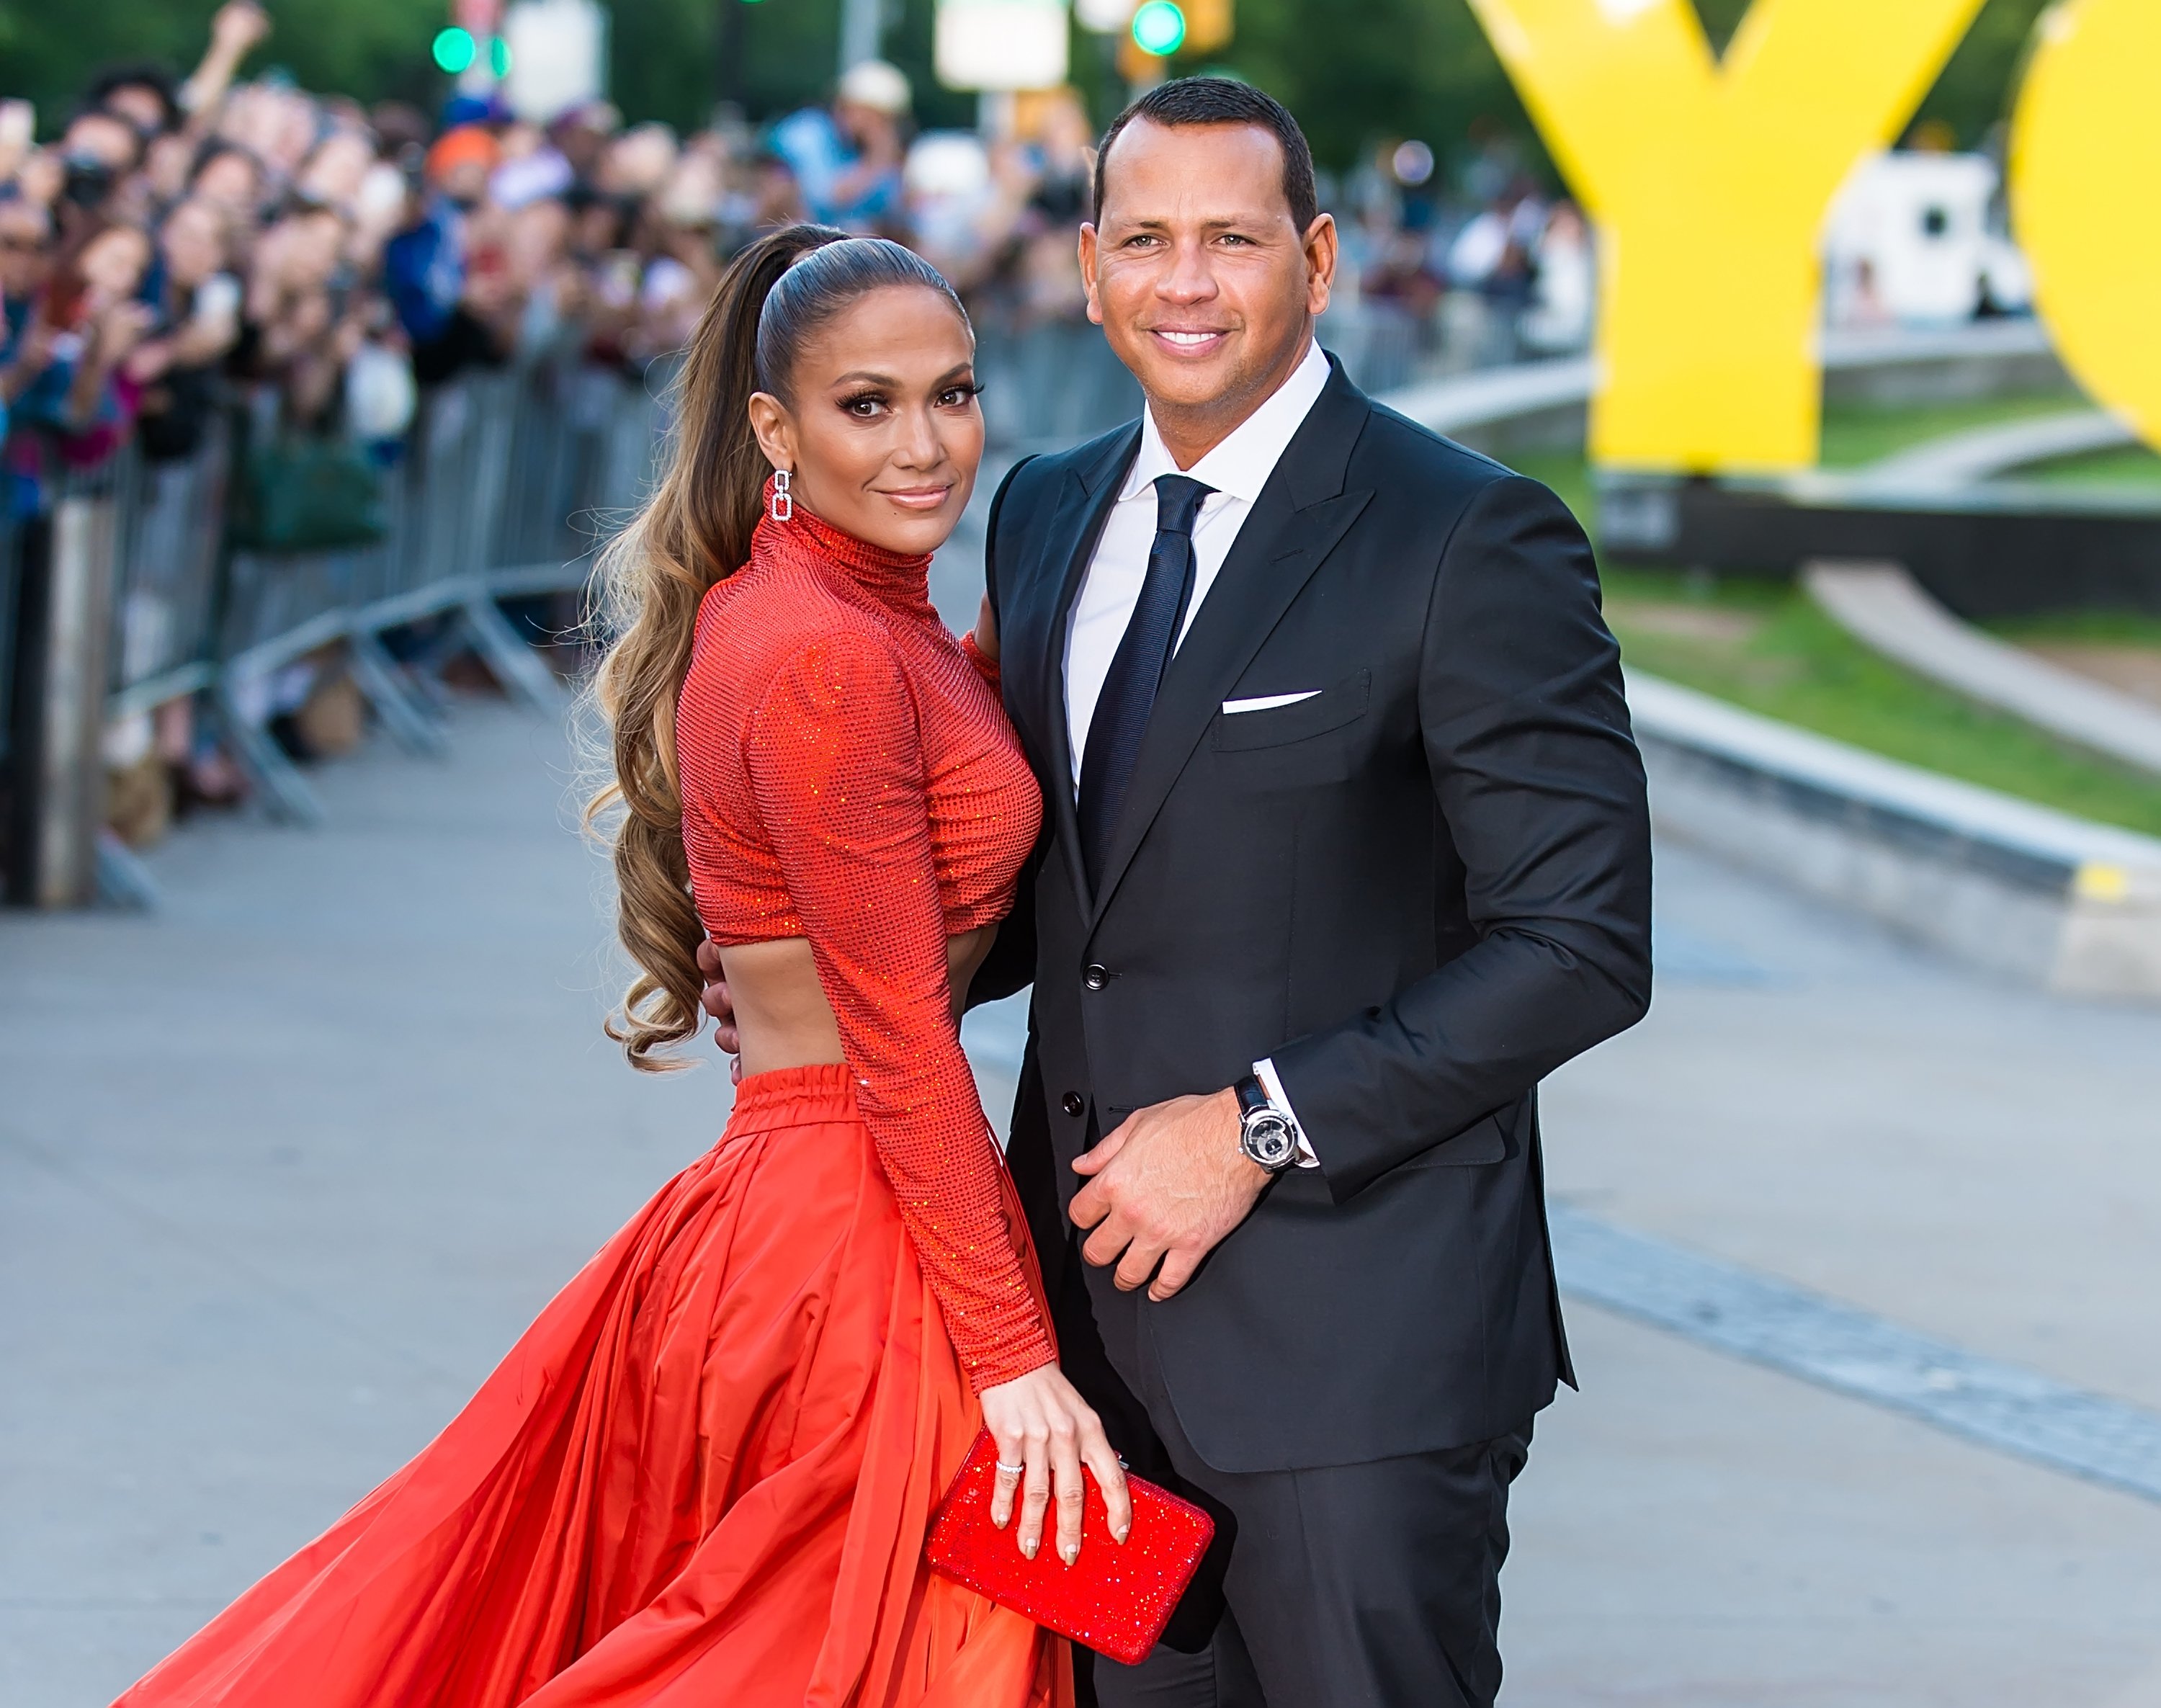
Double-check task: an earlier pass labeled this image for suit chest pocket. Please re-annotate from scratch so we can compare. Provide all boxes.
[1209,669,1371,786]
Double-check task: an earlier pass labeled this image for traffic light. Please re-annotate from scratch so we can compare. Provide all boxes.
[1184,0,1231,51]
[432,27,478,73]
[1117,0,1231,79]
[1130,1,1186,55]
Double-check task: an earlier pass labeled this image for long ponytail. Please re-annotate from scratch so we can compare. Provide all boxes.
[588,225,969,1068]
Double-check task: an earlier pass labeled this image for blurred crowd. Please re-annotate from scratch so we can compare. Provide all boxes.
[0,9,1122,522]
[0,1,1598,522]
[1333,130,1594,379]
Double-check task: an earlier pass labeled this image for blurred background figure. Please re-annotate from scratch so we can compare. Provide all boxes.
[769,58,910,233]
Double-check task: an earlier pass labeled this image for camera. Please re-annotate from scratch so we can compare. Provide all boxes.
[59,152,116,211]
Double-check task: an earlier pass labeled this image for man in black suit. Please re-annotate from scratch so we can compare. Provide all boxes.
[969,79,1653,1704]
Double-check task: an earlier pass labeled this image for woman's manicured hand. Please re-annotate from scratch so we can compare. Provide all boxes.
[977,1362,1130,1565]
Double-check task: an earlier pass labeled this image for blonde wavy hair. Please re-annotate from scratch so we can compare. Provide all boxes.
[586,225,969,1068]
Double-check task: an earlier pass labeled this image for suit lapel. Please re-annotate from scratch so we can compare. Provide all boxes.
[1087,363,1374,927]
[1017,426,1138,910]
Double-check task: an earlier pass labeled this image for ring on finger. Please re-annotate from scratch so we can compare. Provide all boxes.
[996,1459,1025,1475]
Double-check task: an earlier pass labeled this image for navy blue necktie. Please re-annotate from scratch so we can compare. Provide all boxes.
[1078,473,1214,892]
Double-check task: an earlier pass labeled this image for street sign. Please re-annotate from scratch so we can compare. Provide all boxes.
[504,0,607,121]
[935,0,1071,91]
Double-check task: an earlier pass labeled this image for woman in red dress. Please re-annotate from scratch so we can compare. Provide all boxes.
[116,226,1129,1707]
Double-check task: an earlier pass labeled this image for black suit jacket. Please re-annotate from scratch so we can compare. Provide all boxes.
[980,356,1653,1475]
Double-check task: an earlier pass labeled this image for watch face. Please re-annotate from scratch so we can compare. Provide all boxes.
[1243,1114,1297,1170]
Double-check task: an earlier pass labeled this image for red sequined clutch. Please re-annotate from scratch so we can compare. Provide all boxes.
[925,1429,1215,1665]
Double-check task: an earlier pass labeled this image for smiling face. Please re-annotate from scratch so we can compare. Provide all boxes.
[191,151,249,211]
[0,200,52,298]
[746,283,983,559]
[79,225,152,304]
[1080,118,1335,465]
[159,198,227,287]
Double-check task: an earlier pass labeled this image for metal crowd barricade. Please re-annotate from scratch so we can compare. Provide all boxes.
[11,460,129,906]
[1320,301,1426,395]
[0,510,19,780]
[203,356,668,824]
[25,318,1206,898]
[107,425,231,723]
[975,319,1142,454]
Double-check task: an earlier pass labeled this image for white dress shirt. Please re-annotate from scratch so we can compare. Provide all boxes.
[1062,336,1331,1164]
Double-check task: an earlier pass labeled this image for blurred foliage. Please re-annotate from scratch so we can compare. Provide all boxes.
[1178,0,1534,179]
[1183,0,2054,176]
[1911,0,2052,147]
[0,0,2057,156]
[0,0,446,133]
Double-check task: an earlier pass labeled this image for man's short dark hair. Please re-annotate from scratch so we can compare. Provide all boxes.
[84,63,182,136]
[1093,76,1319,236]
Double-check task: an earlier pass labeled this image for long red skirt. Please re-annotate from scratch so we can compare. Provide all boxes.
[117,1064,1070,1707]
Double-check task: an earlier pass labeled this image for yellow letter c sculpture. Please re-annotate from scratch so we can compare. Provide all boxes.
[2010,0,2161,457]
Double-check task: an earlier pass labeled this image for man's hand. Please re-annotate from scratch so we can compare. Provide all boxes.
[1069,1089,1268,1302]
[694,939,742,1083]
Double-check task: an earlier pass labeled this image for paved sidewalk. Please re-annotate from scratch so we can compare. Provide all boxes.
[5,704,2158,1706]
[1518,843,2161,1705]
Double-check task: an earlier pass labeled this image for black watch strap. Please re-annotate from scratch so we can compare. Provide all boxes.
[1234,1074,1270,1119]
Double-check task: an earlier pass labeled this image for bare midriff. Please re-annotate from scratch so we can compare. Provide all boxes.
[720,925,997,1079]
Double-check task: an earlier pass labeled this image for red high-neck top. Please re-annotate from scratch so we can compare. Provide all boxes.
[676,489,1053,1390]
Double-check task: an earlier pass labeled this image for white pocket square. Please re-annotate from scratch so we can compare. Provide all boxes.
[1222,690,1323,715]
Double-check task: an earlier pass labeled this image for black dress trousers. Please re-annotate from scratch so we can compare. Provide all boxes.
[1048,1230,1533,1708]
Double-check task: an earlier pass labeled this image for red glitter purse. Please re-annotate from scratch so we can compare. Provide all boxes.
[926,1429,1216,1665]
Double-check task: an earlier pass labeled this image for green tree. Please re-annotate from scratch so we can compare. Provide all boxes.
[1696,0,2051,146]
[1171,0,2053,181]
[0,0,2055,165]
[1183,0,1531,179]
[0,0,444,134]
[1913,0,2052,146]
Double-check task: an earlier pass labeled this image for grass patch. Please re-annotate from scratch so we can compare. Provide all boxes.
[1817,388,2085,468]
[1508,390,2089,501]
[2021,444,2161,490]
[1986,609,2161,646]
[1600,571,2161,836]
[1498,398,2161,834]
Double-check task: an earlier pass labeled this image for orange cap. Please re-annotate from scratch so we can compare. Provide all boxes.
[424,125,500,182]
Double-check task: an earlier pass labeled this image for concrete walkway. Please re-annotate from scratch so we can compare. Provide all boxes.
[6,705,2159,1707]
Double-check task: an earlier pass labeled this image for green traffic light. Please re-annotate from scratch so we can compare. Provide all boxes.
[431,26,476,74]
[1131,0,1187,55]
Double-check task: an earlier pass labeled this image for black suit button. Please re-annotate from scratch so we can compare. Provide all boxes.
[1083,963,1109,991]
[1061,1092,1085,1118]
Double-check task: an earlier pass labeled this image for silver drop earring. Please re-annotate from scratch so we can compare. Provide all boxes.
[770,468,793,523]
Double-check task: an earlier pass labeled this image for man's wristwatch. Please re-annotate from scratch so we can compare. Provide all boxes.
[1233,1075,1299,1173]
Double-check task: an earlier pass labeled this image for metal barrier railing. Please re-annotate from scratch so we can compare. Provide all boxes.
[204,357,667,825]
[0,511,19,777]
[0,353,669,900]
[108,426,232,723]
[976,321,1142,453]
[972,309,1436,454]
[0,315,1480,907]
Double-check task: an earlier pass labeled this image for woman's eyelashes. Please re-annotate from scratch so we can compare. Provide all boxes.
[834,381,981,420]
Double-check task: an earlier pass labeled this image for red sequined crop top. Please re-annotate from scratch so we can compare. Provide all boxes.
[676,488,1053,1390]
